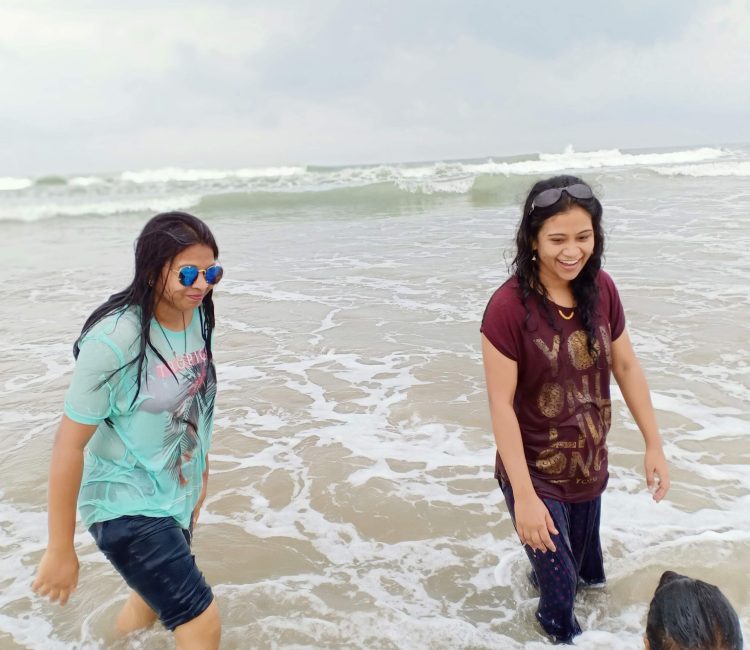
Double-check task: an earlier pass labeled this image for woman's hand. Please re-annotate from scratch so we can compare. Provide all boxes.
[32,546,79,606]
[32,416,95,607]
[191,498,205,528]
[192,456,209,529]
[481,338,557,552]
[514,493,559,553]
[644,446,670,502]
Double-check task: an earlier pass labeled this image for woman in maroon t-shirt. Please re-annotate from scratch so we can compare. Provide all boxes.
[480,175,670,643]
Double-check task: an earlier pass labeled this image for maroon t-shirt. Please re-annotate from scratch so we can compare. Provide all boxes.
[480,270,626,502]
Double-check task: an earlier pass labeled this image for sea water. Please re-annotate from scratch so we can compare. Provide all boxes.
[1,145,749,648]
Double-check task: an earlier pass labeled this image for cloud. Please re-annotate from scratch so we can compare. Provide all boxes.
[0,0,747,174]
[0,2,306,126]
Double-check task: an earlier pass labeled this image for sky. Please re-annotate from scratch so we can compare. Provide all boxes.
[1,0,748,176]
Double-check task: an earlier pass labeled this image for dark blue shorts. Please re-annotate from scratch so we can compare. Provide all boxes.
[500,479,605,644]
[89,515,214,631]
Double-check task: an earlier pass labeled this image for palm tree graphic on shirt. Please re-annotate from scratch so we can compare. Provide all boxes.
[161,357,216,486]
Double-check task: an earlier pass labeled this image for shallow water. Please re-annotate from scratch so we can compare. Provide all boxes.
[1,146,749,648]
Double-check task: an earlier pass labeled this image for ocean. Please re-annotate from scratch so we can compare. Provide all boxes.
[2,144,749,649]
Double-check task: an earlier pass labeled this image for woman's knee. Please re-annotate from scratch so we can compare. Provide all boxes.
[174,600,221,650]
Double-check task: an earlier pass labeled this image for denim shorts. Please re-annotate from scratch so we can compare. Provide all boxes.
[89,515,214,631]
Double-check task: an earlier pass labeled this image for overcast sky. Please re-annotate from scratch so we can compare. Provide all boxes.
[1,0,748,176]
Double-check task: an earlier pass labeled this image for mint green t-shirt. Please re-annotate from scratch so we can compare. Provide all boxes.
[64,307,216,529]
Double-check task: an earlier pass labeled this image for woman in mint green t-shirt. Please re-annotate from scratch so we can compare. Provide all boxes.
[32,212,224,649]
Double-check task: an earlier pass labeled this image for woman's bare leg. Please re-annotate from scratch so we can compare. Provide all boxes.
[174,599,221,650]
[115,590,158,636]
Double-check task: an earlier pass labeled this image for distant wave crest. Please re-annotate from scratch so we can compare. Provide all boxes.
[1,145,739,221]
[120,166,307,184]
[109,147,731,188]
[651,161,750,177]
[1,195,201,223]
[539,145,725,168]
[0,177,33,191]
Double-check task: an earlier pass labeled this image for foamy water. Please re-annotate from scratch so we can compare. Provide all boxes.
[2,145,749,648]
[1,144,746,222]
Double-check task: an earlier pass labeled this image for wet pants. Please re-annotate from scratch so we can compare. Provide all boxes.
[500,480,605,644]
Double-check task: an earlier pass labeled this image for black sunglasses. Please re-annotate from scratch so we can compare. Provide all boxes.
[530,184,594,212]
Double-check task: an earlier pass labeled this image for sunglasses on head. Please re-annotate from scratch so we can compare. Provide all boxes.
[173,263,224,287]
[530,183,594,212]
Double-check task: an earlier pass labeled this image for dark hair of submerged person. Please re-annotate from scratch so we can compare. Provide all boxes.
[645,570,743,650]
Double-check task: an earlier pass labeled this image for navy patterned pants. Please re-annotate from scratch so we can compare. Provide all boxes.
[500,480,605,644]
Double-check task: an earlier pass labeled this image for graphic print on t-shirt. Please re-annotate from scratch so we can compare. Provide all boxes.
[481,272,625,501]
[141,349,216,485]
[532,325,612,486]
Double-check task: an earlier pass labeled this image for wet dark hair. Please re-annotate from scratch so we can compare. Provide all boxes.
[74,211,219,405]
[646,571,743,650]
[512,175,604,357]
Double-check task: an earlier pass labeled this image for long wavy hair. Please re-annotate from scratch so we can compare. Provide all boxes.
[74,211,219,405]
[512,175,604,358]
[646,571,743,650]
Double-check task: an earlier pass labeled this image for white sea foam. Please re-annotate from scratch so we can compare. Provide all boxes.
[316,146,729,189]
[68,176,105,187]
[452,146,728,177]
[0,615,97,650]
[0,176,33,191]
[2,145,741,222]
[651,160,750,176]
[216,362,266,391]
[0,195,201,222]
[3,146,749,647]
[274,145,728,194]
[120,165,307,183]
[539,144,725,167]
[97,146,740,193]
[395,173,476,194]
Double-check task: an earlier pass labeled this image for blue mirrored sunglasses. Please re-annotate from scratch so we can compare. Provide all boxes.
[173,263,224,287]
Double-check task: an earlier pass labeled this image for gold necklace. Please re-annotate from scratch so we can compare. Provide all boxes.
[558,307,575,320]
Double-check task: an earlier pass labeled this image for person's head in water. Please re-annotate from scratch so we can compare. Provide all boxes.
[645,571,743,650]
[513,175,604,356]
